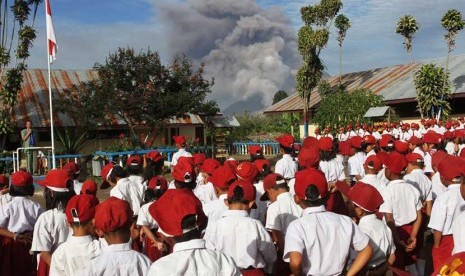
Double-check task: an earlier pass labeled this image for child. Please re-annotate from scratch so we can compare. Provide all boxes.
[284,169,372,276]
[49,194,101,275]
[63,161,82,194]
[194,158,220,203]
[363,135,377,157]
[148,188,240,275]
[275,134,298,180]
[204,180,277,275]
[143,150,165,181]
[126,155,147,205]
[86,197,152,275]
[81,179,98,196]
[235,161,266,224]
[170,135,192,172]
[404,153,433,216]
[107,165,143,217]
[431,150,448,200]
[0,174,11,206]
[248,145,264,162]
[360,155,386,192]
[0,171,43,276]
[348,136,367,183]
[32,169,75,276]
[337,181,396,275]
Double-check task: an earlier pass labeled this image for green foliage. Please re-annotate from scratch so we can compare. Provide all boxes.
[272,90,288,104]
[414,63,451,119]
[441,9,465,49]
[56,127,89,154]
[396,15,419,63]
[313,88,384,130]
[335,14,351,47]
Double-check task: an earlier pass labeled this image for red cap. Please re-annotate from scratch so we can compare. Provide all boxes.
[455,129,465,139]
[228,180,256,202]
[319,137,333,152]
[94,197,133,233]
[65,194,99,223]
[293,144,301,152]
[0,175,8,186]
[193,153,207,166]
[432,151,448,169]
[460,149,465,159]
[294,169,328,200]
[253,159,271,172]
[81,179,98,195]
[173,135,186,146]
[261,173,286,201]
[37,169,71,192]
[379,135,394,148]
[394,140,409,154]
[201,158,221,175]
[224,158,239,170]
[126,155,142,166]
[438,157,464,181]
[209,166,236,190]
[172,157,195,183]
[407,136,421,145]
[444,131,455,140]
[363,135,376,144]
[302,136,319,149]
[298,147,320,169]
[406,153,424,163]
[276,134,295,148]
[248,145,263,156]
[11,171,33,187]
[382,152,407,175]
[343,182,383,213]
[63,162,80,175]
[432,252,465,275]
[146,151,164,163]
[149,189,204,237]
[364,155,382,171]
[350,136,364,149]
[423,132,441,144]
[148,176,168,192]
[236,162,258,182]
[100,163,114,189]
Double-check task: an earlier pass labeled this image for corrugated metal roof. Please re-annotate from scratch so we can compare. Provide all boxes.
[363,106,390,118]
[168,114,204,125]
[210,115,240,127]
[264,55,465,113]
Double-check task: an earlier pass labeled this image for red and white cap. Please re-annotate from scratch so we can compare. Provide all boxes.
[248,145,263,156]
[126,155,142,166]
[148,176,168,192]
[253,159,271,172]
[337,181,383,213]
[364,155,382,171]
[405,153,424,163]
[228,180,257,202]
[81,179,98,195]
[294,169,328,200]
[209,166,236,190]
[63,162,80,175]
[276,134,295,148]
[172,157,195,183]
[173,135,186,146]
[11,171,33,187]
[37,169,71,192]
[146,151,164,163]
[100,163,114,189]
[200,158,221,176]
[260,173,285,201]
[236,162,258,182]
[65,194,99,223]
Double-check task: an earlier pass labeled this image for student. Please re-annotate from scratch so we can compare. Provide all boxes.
[0,174,11,206]
[170,135,192,172]
[32,169,75,276]
[0,171,43,276]
[50,194,101,276]
[318,137,346,184]
[407,136,422,154]
[204,180,277,275]
[107,165,143,217]
[337,181,396,275]
[148,188,240,275]
[404,153,433,215]
[86,197,152,275]
[63,161,82,195]
[429,156,465,271]
[363,135,377,157]
[81,179,98,196]
[421,132,442,176]
[126,155,147,205]
[248,145,264,162]
[378,152,423,274]
[193,158,220,203]
[275,134,298,180]
[348,136,367,182]
[235,161,266,225]
[284,169,372,276]
[360,155,386,192]
[143,150,165,181]
[431,150,448,200]
[261,173,302,275]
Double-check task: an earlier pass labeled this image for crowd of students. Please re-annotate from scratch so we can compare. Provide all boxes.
[0,122,465,275]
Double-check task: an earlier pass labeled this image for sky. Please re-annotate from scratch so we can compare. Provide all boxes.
[25,0,465,109]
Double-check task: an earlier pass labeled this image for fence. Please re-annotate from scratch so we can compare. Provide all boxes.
[232,142,281,156]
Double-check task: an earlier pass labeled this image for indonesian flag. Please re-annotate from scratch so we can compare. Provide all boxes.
[45,0,57,62]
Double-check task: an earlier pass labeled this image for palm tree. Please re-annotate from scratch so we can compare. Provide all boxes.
[335,14,351,84]
[396,15,419,64]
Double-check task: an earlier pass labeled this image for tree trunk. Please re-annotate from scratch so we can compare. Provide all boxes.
[339,45,342,85]
[438,48,451,119]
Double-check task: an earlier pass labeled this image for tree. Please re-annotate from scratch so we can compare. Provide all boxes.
[414,63,451,119]
[0,0,42,136]
[438,9,464,118]
[335,14,351,84]
[297,0,342,137]
[272,90,288,104]
[313,88,384,131]
[396,15,419,64]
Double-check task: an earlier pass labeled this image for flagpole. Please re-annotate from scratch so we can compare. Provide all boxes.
[47,45,56,169]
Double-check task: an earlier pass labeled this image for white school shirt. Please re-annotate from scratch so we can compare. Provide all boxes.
[337,133,347,141]
[203,194,228,228]
[31,209,71,253]
[110,177,143,216]
[284,205,369,276]
[136,202,158,229]
[348,151,366,180]
[171,148,192,167]
[403,169,433,203]
[357,129,365,137]
[73,180,83,195]
[445,142,456,155]
[50,235,103,276]
[379,179,423,226]
[452,212,465,254]
[424,152,434,174]
[128,175,147,205]
[428,184,465,235]
[0,196,43,233]
[287,178,296,196]
[204,210,277,272]
[413,130,422,138]
[86,243,152,276]
[265,192,302,235]
[356,214,396,268]
[319,159,346,184]
[250,181,268,225]
[372,131,382,140]
[359,174,386,193]
[0,193,12,206]
[431,172,447,200]
[147,239,241,276]
[346,130,357,139]
[400,131,412,141]
[193,182,217,204]
[275,154,298,180]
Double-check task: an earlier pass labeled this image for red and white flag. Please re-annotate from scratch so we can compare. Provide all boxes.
[45,0,57,63]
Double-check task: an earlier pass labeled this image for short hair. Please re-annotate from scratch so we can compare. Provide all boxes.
[109,166,127,183]
[44,187,75,211]
[281,146,293,155]
[10,185,34,197]
[227,185,250,205]
[302,185,325,206]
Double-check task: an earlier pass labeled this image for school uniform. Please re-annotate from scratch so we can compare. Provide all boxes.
[0,193,12,206]
[128,175,147,204]
[137,202,163,261]
[346,130,357,139]
[399,131,412,141]
[452,212,465,254]
[413,129,422,138]
[193,182,217,204]
[204,210,277,274]
[372,131,382,140]
[171,148,192,167]
[429,184,465,269]
[360,174,386,193]
[250,181,268,225]
[319,159,346,184]
[357,129,365,137]
[85,243,152,276]
[203,194,228,228]
[50,235,103,276]
[404,169,433,203]
[73,180,83,195]
[265,192,302,235]
[0,196,43,276]
[110,177,143,216]
[274,154,297,180]
[147,239,241,276]
[431,172,447,200]
[445,142,456,155]
[284,205,370,275]
[337,133,347,141]
[348,151,366,181]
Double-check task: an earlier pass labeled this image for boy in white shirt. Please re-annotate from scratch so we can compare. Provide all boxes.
[170,135,192,171]
[360,155,386,192]
[275,134,298,180]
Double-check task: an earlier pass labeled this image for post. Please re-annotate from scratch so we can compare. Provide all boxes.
[47,50,56,169]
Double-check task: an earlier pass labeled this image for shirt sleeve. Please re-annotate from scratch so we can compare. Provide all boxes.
[0,204,10,228]
[337,163,347,181]
[257,223,277,265]
[378,189,393,214]
[31,213,53,252]
[274,160,283,176]
[283,221,304,262]
[350,220,369,252]
[428,196,447,232]
[49,246,65,276]
[347,157,360,176]
[265,205,281,232]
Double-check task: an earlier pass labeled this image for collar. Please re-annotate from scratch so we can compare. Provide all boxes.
[410,169,424,174]
[388,179,405,185]
[218,194,228,200]
[283,154,292,159]
[178,148,187,153]
[447,183,461,190]
[362,174,378,180]
[277,192,291,201]
[173,239,206,252]
[358,214,378,224]
[222,210,249,218]
[302,205,326,216]
[116,177,131,185]
[104,243,132,252]
[68,235,94,244]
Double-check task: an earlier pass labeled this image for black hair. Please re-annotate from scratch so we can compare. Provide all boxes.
[176,214,201,242]
[44,186,75,211]
[272,183,290,192]
[281,146,294,155]
[227,185,250,205]
[436,141,446,152]
[126,164,142,176]
[174,180,196,190]
[250,154,264,162]
[256,164,271,181]
[109,166,127,183]
[9,185,34,197]
[105,223,132,242]
[320,149,337,161]
[144,188,164,203]
[70,219,93,228]
[303,185,325,206]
